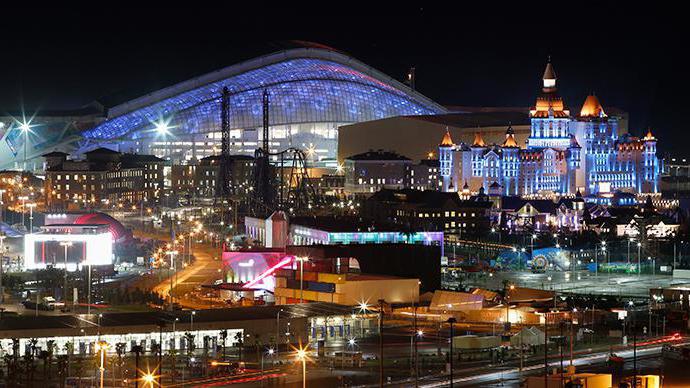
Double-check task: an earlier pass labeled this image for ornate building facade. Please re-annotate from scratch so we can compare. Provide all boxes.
[440,61,660,197]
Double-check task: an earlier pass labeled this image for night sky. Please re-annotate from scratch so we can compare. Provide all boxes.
[1,4,685,155]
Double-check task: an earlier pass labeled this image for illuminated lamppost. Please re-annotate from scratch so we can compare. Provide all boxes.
[142,371,155,388]
[166,249,179,308]
[20,120,31,171]
[295,345,309,388]
[0,233,5,304]
[637,242,642,277]
[95,340,109,388]
[296,257,309,303]
[448,317,457,388]
[601,241,608,278]
[26,202,36,233]
[18,196,28,229]
[0,189,6,223]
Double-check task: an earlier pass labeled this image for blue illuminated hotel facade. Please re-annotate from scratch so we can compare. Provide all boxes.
[440,61,660,196]
[0,47,445,170]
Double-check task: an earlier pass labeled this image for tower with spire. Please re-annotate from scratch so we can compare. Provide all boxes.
[439,128,455,192]
[432,57,660,198]
[501,125,519,195]
[527,59,572,150]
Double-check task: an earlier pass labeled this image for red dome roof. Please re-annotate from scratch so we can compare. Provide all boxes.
[74,212,129,242]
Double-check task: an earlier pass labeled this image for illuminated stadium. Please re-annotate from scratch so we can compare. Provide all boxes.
[0,45,446,170]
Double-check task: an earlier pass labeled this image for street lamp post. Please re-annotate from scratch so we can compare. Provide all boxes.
[20,121,30,171]
[296,347,308,388]
[0,233,5,304]
[27,203,36,233]
[594,244,598,278]
[601,241,608,278]
[191,310,196,332]
[87,262,92,316]
[637,242,642,277]
[18,196,28,229]
[378,299,386,387]
[448,317,457,388]
[0,189,6,223]
[167,249,178,308]
[296,257,309,303]
[60,241,73,303]
[96,340,109,388]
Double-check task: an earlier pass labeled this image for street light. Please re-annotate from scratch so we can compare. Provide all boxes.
[448,317,457,388]
[0,233,5,304]
[59,240,73,271]
[19,120,32,171]
[637,242,642,277]
[295,344,309,388]
[18,196,28,229]
[26,202,36,233]
[95,340,109,388]
[142,371,156,388]
[296,256,309,303]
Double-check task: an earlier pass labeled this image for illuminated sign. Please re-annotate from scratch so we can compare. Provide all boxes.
[24,232,113,270]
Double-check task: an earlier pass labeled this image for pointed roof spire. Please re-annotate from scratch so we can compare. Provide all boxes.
[472,131,486,147]
[462,180,469,191]
[579,94,607,117]
[643,128,656,141]
[502,125,519,148]
[542,57,557,89]
[440,127,454,147]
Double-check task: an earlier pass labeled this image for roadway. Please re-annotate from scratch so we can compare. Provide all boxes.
[464,269,682,297]
[132,228,225,310]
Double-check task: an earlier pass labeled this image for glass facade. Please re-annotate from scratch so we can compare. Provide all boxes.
[0,51,445,170]
[81,58,444,163]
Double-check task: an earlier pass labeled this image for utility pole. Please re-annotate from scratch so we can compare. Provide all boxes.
[413,304,419,387]
[378,299,386,387]
[544,313,549,388]
[0,233,5,304]
[448,317,457,388]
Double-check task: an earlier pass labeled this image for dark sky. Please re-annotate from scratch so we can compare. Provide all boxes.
[1,3,685,155]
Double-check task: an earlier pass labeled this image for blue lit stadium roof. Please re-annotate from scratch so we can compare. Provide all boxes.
[81,48,447,142]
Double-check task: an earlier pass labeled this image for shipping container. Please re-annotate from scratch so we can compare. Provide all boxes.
[296,271,318,282]
[306,281,336,293]
[316,273,344,284]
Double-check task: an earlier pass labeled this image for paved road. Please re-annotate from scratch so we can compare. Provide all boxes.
[132,228,225,310]
[464,270,680,297]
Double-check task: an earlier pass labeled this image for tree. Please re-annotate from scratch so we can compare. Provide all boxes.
[38,350,50,382]
[115,342,126,382]
[56,355,68,388]
[46,339,56,380]
[234,331,244,362]
[219,330,228,360]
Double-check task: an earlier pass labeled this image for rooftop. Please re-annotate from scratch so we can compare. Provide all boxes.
[0,303,352,333]
[291,215,410,233]
[345,150,411,161]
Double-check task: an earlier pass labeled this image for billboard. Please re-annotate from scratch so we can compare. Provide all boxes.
[24,232,113,270]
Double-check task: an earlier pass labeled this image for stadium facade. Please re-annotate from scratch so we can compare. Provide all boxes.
[0,47,446,171]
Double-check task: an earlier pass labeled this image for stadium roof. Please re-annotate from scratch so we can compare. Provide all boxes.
[81,47,447,142]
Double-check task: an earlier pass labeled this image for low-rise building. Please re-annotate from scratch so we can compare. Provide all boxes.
[362,188,492,237]
[172,155,254,199]
[44,148,164,209]
[343,150,412,194]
